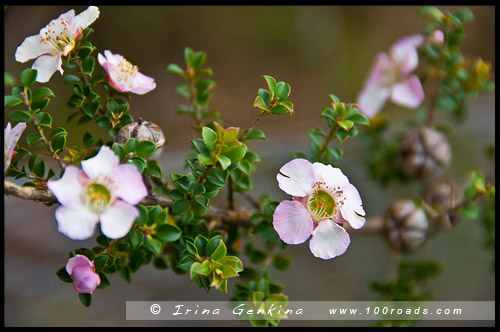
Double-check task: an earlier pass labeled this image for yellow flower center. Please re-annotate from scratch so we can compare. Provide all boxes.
[82,182,112,213]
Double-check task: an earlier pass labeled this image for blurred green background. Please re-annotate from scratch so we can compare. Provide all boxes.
[4,5,495,327]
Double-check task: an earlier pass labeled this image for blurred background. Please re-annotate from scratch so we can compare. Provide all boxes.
[4,5,495,327]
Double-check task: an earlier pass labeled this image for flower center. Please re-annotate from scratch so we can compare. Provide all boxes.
[307,189,336,220]
[82,182,112,213]
[39,18,77,56]
[111,59,139,85]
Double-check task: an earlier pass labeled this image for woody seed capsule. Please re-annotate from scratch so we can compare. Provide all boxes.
[114,118,165,148]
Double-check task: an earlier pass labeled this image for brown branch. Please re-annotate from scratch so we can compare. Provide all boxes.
[4,180,252,227]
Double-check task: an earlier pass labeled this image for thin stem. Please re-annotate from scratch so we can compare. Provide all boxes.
[239,112,269,141]
[22,89,67,170]
[227,176,235,210]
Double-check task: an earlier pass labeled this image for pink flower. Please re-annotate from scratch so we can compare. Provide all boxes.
[66,255,101,294]
[273,159,366,259]
[431,30,445,44]
[98,50,156,94]
[357,34,425,118]
[47,146,148,240]
[4,122,27,172]
[15,6,100,83]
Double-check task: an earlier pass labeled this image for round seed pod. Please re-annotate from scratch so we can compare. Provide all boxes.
[424,179,461,229]
[398,127,451,180]
[114,118,166,148]
[384,200,429,253]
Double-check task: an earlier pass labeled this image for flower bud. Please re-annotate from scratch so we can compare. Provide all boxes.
[65,255,101,294]
[384,200,429,253]
[424,179,461,229]
[398,127,451,180]
[114,118,165,148]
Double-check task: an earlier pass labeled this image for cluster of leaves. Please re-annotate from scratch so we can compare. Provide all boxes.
[167,47,220,131]
[292,94,369,166]
[252,75,294,115]
[175,234,243,293]
[232,269,288,327]
[371,259,442,327]
[419,6,495,120]
[5,68,60,185]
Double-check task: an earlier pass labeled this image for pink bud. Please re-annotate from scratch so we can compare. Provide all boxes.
[65,255,101,294]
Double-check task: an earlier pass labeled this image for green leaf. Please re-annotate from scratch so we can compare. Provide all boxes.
[8,110,31,123]
[262,75,277,95]
[32,87,55,101]
[209,239,227,260]
[56,267,73,283]
[130,229,144,249]
[327,147,343,160]
[81,56,95,75]
[460,202,480,219]
[337,119,354,131]
[171,199,189,215]
[275,82,291,101]
[78,293,92,307]
[144,237,162,255]
[93,255,108,273]
[166,63,186,77]
[225,145,247,163]
[190,262,202,280]
[96,272,111,289]
[35,112,52,127]
[145,160,162,178]
[253,95,269,111]
[135,140,157,158]
[82,100,99,118]
[128,157,147,173]
[270,104,292,115]
[155,224,182,242]
[198,153,215,166]
[63,75,83,85]
[32,160,46,178]
[272,254,291,271]
[216,155,232,170]
[471,171,487,193]
[19,68,37,87]
[196,260,211,276]
[244,130,267,141]
[202,127,218,151]
[347,112,370,126]
[5,95,23,108]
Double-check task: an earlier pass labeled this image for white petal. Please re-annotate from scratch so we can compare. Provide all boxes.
[47,166,84,206]
[390,34,424,73]
[273,200,314,245]
[32,54,63,83]
[312,163,349,189]
[130,72,157,95]
[277,158,316,197]
[390,76,425,109]
[339,184,366,229]
[99,200,139,239]
[81,146,119,178]
[104,50,123,65]
[309,221,350,259]
[55,205,99,240]
[109,164,148,205]
[71,6,100,32]
[15,35,53,63]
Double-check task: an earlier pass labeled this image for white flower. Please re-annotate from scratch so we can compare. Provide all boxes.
[4,122,27,172]
[47,146,148,240]
[273,159,366,259]
[15,6,100,83]
[98,50,156,94]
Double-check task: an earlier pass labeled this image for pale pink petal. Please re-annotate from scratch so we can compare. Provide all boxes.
[338,184,366,229]
[312,163,350,189]
[390,34,424,74]
[32,54,63,83]
[109,164,148,205]
[277,158,316,197]
[99,200,139,239]
[81,146,119,178]
[66,254,94,275]
[71,6,100,32]
[309,221,350,259]
[55,205,99,240]
[273,200,314,245]
[129,72,157,95]
[104,50,124,65]
[47,166,84,206]
[390,75,425,109]
[5,122,27,171]
[357,82,391,118]
[432,30,444,43]
[71,265,100,293]
[15,35,53,63]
